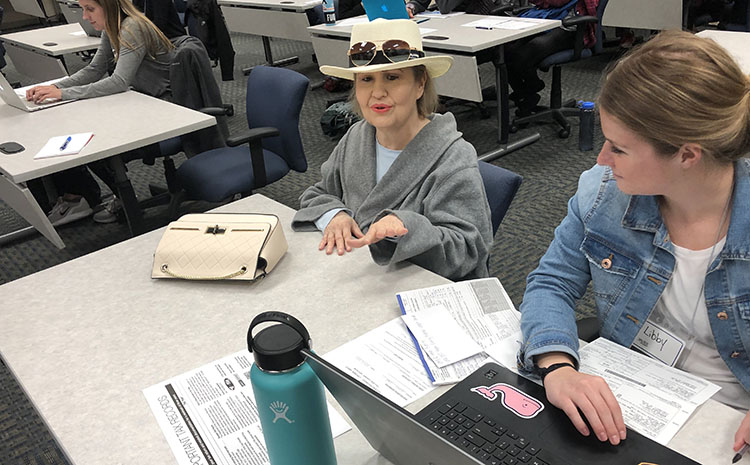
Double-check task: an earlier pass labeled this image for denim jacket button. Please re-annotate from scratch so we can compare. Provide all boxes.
[601,258,612,270]
[731,351,741,358]
[717,311,729,320]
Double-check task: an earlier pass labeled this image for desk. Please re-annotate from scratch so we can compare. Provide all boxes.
[0,23,100,81]
[8,0,59,19]
[0,91,215,248]
[0,194,741,465]
[218,0,322,70]
[308,16,560,161]
[697,30,750,73]
[602,0,684,31]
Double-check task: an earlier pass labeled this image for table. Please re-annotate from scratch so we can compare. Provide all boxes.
[0,91,216,248]
[0,23,100,81]
[602,0,684,31]
[308,15,561,161]
[8,0,60,20]
[0,193,742,465]
[697,30,750,73]
[218,0,322,72]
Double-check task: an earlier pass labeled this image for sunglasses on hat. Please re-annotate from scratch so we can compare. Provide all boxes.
[348,39,425,67]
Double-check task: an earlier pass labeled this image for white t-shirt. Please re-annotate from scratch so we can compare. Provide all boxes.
[648,237,749,410]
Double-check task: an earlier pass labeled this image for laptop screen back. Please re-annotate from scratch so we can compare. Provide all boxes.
[361,0,410,20]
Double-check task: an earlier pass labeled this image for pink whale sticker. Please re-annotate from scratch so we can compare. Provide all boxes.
[470,383,545,419]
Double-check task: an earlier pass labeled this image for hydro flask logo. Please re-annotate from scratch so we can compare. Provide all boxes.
[270,401,295,424]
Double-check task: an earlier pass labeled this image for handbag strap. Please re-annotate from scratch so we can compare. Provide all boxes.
[159,263,258,280]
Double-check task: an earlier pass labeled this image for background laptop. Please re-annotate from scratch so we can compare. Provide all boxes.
[303,350,700,465]
[0,74,73,112]
[362,0,410,20]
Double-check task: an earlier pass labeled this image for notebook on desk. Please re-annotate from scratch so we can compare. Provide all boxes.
[0,74,73,112]
[362,0,410,20]
[304,350,700,465]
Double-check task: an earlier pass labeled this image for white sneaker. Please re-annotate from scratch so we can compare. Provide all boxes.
[93,197,122,224]
[47,197,93,227]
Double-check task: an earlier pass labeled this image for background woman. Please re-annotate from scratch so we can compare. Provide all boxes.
[519,30,750,451]
[25,0,175,225]
[292,19,493,280]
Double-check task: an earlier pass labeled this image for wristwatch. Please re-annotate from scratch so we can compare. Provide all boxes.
[536,362,577,385]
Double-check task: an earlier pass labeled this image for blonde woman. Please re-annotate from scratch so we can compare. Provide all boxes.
[519,30,750,450]
[293,20,492,280]
[26,0,174,102]
[24,0,177,225]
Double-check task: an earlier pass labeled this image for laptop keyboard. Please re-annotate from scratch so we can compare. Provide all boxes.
[424,399,555,465]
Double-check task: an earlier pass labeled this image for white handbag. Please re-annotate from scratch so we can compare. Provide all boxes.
[152,213,288,281]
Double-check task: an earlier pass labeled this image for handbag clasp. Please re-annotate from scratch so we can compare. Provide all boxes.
[206,224,226,235]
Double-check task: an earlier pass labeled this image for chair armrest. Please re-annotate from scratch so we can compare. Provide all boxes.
[226,127,280,147]
[561,15,597,28]
[198,104,235,117]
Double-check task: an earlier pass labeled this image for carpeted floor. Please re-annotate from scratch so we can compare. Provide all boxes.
[0,26,616,465]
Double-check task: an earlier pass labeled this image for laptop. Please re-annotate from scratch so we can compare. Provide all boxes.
[0,74,73,112]
[362,0,410,20]
[303,350,700,465]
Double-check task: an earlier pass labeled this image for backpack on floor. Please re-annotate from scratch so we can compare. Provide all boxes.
[320,101,360,138]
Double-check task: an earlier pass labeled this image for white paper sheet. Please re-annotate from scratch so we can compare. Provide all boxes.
[324,318,436,406]
[579,338,721,445]
[143,350,350,465]
[401,305,483,368]
[462,18,536,30]
[415,11,465,18]
[397,278,520,384]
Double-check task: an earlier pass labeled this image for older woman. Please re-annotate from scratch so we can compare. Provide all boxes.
[292,19,493,280]
[518,30,750,450]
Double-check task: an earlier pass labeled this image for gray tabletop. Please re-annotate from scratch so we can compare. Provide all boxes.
[308,15,560,53]
[0,23,101,56]
[0,91,216,183]
[0,194,742,464]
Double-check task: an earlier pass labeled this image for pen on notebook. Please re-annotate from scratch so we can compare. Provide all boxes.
[59,136,72,151]
[733,443,749,463]
[475,25,493,30]
[415,18,429,24]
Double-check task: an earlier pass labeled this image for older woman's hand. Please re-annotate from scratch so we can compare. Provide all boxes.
[734,410,750,453]
[320,211,364,256]
[26,85,62,104]
[348,214,408,249]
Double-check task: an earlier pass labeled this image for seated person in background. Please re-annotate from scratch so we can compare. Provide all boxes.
[309,0,367,23]
[133,0,186,39]
[505,0,598,116]
[518,31,750,449]
[25,0,176,225]
[406,0,498,16]
[292,19,493,281]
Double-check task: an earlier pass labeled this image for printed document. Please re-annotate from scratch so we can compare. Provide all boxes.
[401,305,483,368]
[324,318,436,407]
[579,338,720,445]
[143,350,350,465]
[397,277,521,384]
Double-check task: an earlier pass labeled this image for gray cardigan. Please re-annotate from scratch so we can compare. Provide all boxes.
[56,17,172,100]
[292,113,493,280]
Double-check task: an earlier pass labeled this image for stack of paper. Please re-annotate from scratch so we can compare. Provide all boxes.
[397,278,523,385]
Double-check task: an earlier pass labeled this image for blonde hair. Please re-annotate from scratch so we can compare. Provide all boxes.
[92,0,174,59]
[599,30,750,164]
[349,65,439,119]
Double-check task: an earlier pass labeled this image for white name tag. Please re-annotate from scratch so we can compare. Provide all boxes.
[631,320,685,367]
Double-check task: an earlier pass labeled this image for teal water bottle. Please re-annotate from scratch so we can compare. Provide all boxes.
[247,312,337,465]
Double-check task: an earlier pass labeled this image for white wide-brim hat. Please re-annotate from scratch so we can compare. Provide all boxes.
[319,19,453,81]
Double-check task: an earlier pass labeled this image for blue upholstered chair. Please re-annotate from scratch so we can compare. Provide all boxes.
[477,161,523,235]
[173,66,309,208]
[512,0,609,138]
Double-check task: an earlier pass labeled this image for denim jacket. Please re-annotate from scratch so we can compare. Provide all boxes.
[519,160,750,392]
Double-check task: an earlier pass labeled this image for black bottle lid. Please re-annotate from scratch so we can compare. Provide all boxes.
[248,312,312,372]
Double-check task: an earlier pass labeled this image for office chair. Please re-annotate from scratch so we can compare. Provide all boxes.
[477,161,523,235]
[512,0,608,138]
[171,66,309,213]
